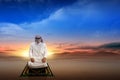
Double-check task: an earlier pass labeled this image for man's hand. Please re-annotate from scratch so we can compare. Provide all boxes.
[30,58,35,62]
[42,57,47,63]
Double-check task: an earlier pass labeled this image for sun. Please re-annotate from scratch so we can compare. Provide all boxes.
[48,50,54,56]
[19,49,54,58]
[21,49,54,58]
[21,50,29,58]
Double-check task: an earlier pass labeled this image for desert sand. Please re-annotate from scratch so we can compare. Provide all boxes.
[0,55,120,80]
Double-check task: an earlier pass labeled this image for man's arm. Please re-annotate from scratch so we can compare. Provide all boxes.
[44,43,48,58]
[42,43,48,63]
[29,44,34,62]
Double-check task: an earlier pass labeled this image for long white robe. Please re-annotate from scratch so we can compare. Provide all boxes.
[28,42,48,68]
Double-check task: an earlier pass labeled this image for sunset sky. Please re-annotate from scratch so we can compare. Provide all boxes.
[0,0,120,58]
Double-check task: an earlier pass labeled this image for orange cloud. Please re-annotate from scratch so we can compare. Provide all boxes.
[0,42,120,59]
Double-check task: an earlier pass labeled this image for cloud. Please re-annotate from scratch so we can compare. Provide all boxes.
[19,1,87,42]
[0,23,24,35]
[19,0,120,43]
[0,47,17,55]
[99,42,120,49]
[54,49,120,56]
[54,42,120,56]
[0,0,120,53]
[0,0,77,23]
[2,49,17,52]
[0,23,33,42]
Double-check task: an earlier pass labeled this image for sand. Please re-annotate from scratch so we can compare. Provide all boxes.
[0,56,120,80]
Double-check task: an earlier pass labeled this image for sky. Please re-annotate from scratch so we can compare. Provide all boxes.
[0,0,120,58]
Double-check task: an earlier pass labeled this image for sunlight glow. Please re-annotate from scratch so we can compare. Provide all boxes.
[48,50,54,56]
[20,49,54,58]
[21,50,29,58]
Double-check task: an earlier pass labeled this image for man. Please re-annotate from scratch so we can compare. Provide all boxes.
[28,35,48,68]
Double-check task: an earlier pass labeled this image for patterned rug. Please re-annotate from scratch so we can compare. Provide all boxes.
[20,63,54,77]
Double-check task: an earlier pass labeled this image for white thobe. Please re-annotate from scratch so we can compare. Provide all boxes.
[28,42,48,68]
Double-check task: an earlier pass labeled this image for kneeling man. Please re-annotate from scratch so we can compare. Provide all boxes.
[28,35,48,68]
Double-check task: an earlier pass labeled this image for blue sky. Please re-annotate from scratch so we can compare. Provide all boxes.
[0,0,120,46]
[0,0,77,23]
